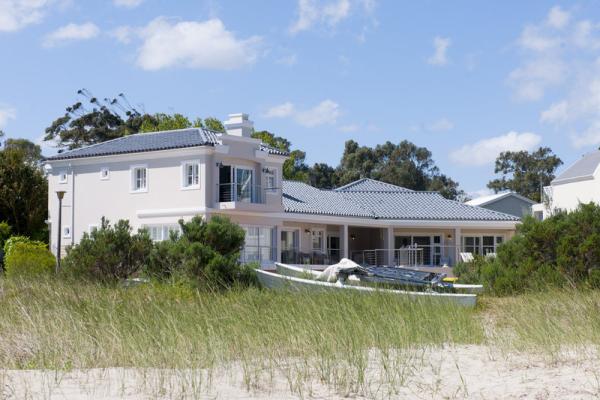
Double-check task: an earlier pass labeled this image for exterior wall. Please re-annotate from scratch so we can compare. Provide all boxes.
[481,197,533,218]
[550,177,600,213]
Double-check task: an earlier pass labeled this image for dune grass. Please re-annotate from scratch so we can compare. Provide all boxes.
[1,277,599,397]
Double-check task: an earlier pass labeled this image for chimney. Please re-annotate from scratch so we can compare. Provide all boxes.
[224,113,253,138]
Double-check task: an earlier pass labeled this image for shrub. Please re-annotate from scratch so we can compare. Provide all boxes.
[0,222,11,268]
[62,218,153,281]
[454,203,600,294]
[3,237,55,278]
[146,215,256,288]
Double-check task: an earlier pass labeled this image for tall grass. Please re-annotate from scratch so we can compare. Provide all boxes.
[1,278,600,397]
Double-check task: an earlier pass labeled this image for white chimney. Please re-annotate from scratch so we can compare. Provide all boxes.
[224,113,253,138]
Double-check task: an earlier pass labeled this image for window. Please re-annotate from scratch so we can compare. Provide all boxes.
[100,168,109,180]
[88,224,99,233]
[63,226,71,238]
[131,165,147,192]
[266,171,277,193]
[58,171,68,184]
[241,226,275,263]
[463,235,504,255]
[181,161,200,189]
[144,224,181,242]
[311,229,324,252]
[463,236,481,255]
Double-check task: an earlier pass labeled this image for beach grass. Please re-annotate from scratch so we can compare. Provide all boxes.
[1,277,599,397]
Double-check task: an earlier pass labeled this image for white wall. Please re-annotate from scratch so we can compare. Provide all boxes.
[550,175,600,213]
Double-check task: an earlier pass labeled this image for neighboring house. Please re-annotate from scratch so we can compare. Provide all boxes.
[534,150,600,220]
[465,192,535,219]
[44,113,519,269]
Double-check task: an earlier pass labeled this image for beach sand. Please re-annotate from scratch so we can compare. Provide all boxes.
[2,345,599,399]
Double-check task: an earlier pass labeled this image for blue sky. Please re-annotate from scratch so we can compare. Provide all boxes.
[1,0,600,195]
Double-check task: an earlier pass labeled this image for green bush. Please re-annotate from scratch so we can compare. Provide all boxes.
[3,237,55,278]
[0,222,11,268]
[454,203,600,294]
[62,218,153,281]
[146,215,257,288]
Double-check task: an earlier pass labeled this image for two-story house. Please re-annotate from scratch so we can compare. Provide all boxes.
[45,113,520,269]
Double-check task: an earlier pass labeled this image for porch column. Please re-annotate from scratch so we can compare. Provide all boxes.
[342,224,349,259]
[276,224,282,263]
[454,227,461,266]
[386,226,394,266]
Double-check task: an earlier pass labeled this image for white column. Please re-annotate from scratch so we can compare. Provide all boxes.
[454,227,461,266]
[342,224,349,259]
[387,226,394,266]
[276,225,282,263]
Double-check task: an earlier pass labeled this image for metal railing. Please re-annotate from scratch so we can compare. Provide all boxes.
[280,249,341,265]
[240,245,276,264]
[351,245,464,267]
[217,183,280,204]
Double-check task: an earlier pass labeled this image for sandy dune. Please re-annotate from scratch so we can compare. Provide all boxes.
[2,345,599,399]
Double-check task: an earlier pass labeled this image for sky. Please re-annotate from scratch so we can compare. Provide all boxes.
[1,0,600,196]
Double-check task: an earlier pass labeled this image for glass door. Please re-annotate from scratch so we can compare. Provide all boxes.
[235,167,253,203]
[281,230,299,263]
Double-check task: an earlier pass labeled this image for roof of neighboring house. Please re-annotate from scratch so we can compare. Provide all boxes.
[552,150,600,185]
[283,180,520,221]
[334,178,413,192]
[45,128,289,161]
[465,191,536,207]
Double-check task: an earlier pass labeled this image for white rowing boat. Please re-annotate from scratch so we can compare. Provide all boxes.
[275,262,483,294]
[256,269,478,307]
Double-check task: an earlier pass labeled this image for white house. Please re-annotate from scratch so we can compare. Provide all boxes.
[44,113,520,269]
[535,149,600,219]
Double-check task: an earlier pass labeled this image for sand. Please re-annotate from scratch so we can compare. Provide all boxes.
[2,345,599,399]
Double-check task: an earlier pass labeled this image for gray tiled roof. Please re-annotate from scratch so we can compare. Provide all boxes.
[46,128,289,160]
[334,178,413,192]
[552,150,600,185]
[283,180,519,221]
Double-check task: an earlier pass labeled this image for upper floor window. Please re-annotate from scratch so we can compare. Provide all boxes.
[144,224,181,242]
[131,165,147,193]
[58,170,68,184]
[266,170,277,193]
[181,161,200,189]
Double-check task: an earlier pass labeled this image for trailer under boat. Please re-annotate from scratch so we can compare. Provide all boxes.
[254,260,480,307]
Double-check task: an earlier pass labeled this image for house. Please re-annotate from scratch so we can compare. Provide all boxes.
[534,149,600,219]
[44,113,520,269]
[465,192,535,219]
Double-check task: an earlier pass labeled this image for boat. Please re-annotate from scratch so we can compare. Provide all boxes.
[256,269,478,307]
[275,262,483,294]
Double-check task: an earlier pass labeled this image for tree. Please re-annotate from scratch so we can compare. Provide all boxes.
[0,140,47,240]
[251,130,310,181]
[139,113,199,132]
[204,117,225,133]
[335,140,464,199]
[309,163,338,189]
[487,147,563,202]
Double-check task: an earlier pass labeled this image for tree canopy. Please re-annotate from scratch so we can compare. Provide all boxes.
[487,147,563,202]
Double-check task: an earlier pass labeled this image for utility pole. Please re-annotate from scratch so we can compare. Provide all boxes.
[56,191,66,273]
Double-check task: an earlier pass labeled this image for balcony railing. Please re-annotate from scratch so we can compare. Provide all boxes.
[217,183,280,204]
[351,245,500,267]
[280,249,341,265]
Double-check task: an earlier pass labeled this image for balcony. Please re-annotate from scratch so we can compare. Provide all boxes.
[216,183,281,210]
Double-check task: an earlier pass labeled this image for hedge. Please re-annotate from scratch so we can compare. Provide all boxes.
[3,237,55,278]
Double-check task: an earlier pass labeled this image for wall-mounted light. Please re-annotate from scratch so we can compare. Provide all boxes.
[350,233,356,241]
[304,229,311,234]
[262,167,274,174]
[216,162,223,168]
[447,234,453,240]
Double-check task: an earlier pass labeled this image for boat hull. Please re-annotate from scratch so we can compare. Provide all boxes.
[257,269,477,307]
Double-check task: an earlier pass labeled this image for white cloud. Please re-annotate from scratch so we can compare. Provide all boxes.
[276,53,297,66]
[113,0,143,8]
[0,106,16,128]
[0,0,52,32]
[43,22,99,47]
[288,0,378,34]
[427,36,451,66]
[468,188,494,200]
[507,57,565,101]
[540,100,569,124]
[427,118,454,132]
[264,99,341,127]
[339,123,359,132]
[518,25,561,52]
[263,102,295,118]
[110,26,133,43]
[450,131,542,166]
[547,6,570,29]
[122,18,261,71]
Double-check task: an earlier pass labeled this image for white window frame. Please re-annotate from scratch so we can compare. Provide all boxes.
[58,170,68,184]
[241,224,275,265]
[266,170,277,194]
[143,224,181,242]
[311,228,325,252]
[63,226,71,238]
[130,164,148,193]
[181,160,200,190]
[100,167,110,180]
[462,235,504,255]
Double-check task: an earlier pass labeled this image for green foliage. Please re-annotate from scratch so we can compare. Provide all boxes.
[0,140,48,240]
[203,117,225,132]
[455,203,600,294]
[3,237,55,278]
[147,215,256,288]
[488,147,563,202]
[0,222,11,250]
[62,218,153,281]
[139,113,195,132]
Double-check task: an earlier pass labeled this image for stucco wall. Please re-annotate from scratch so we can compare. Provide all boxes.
[551,177,600,212]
